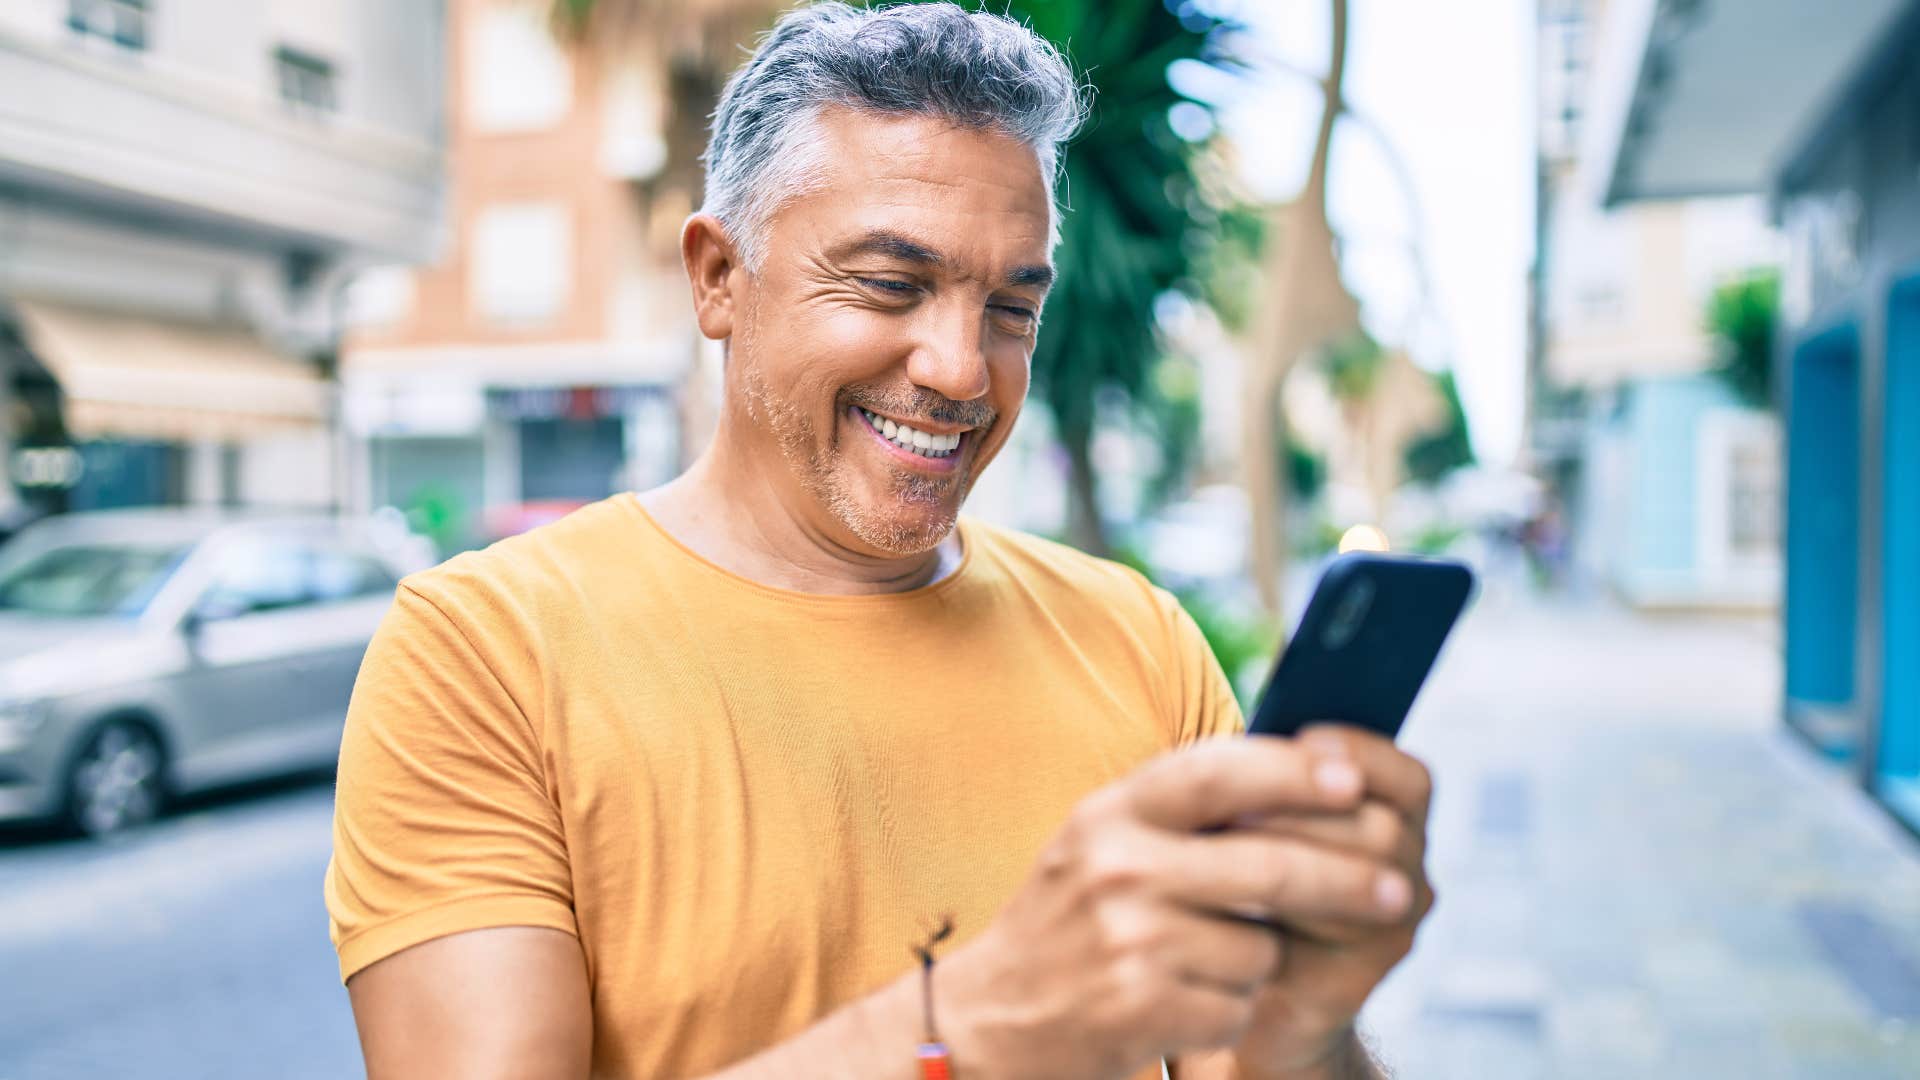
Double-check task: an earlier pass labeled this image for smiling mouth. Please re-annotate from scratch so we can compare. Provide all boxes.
[856,406,966,460]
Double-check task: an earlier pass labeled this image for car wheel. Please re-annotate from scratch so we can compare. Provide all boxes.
[65,721,167,838]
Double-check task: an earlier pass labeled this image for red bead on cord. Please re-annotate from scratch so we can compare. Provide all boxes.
[918,1043,952,1080]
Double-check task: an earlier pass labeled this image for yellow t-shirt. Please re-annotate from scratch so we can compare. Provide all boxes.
[326,493,1242,1078]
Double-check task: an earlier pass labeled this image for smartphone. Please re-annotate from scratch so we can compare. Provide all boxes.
[1245,552,1475,740]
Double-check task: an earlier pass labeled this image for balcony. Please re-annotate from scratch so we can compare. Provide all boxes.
[0,24,445,263]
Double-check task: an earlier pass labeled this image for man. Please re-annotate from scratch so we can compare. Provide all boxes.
[327,4,1435,1078]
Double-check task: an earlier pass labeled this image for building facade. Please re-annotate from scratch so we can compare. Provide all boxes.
[339,0,701,554]
[1600,0,1920,832]
[1530,0,1785,609]
[0,0,446,521]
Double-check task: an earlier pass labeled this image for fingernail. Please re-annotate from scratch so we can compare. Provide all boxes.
[1314,760,1361,798]
[1375,872,1412,916]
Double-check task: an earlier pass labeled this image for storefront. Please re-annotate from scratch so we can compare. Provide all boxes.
[1596,0,1920,832]
[345,370,681,555]
[1770,17,1920,830]
[1,295,334,517]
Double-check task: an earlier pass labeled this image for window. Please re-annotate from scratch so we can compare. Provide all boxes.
[196,544,310,619]
[67,0,147,51]
[344,266,417,330]
[466,4,573,133]
[309,549,398,604]
[197,543,398,619]
[275,45,337,115]
[1728,437,1781,558]
[470,202,572,324]
[0,544,187,618]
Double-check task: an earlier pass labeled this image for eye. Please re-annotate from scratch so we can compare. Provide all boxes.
[992,304,1038,327]
[857,277,920,296]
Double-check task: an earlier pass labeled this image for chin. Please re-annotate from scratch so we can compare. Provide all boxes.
[830,487,965,556]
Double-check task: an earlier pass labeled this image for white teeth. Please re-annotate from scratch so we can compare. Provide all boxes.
[860,408,964,459]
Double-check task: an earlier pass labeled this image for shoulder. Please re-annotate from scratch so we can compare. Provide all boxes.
[401,495,638,602]
[396,495,639,638]
[961,519,1239,743]
[962,518,1180,630]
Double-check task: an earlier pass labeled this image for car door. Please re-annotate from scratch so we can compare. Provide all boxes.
[173,539,324,788]
[294,544,400,766]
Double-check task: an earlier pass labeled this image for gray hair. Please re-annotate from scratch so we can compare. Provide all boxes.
[701,2,1089,270]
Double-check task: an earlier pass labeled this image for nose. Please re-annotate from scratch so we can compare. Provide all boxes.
[904,297,991,403]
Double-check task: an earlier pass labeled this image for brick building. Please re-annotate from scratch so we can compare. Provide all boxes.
[340,0,704,553]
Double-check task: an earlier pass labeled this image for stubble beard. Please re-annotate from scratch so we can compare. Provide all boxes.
[734,344,983,558]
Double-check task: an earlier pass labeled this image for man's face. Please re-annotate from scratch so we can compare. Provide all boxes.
[722,108,1054,556]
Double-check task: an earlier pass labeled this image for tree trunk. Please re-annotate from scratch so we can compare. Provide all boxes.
[1061,416,1110,558]
[1243,0,1349,617]
[1245,370,1288,614]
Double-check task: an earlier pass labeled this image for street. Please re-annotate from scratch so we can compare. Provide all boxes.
[1366,586,1920,1078]
[2,593,1917,1078]
[0,776,356,1080]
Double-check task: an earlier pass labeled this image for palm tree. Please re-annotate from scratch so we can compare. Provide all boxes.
[896,0,1239,556]
[1319,331,1454,525]
[1241,0,1361,614]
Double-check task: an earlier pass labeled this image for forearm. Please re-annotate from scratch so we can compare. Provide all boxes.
[702,970,932,1080]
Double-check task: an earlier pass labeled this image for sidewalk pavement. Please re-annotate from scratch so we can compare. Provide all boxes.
[1359,587,1920,1079]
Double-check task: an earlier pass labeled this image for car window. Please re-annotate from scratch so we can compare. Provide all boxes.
[310,548,399,604]
[0,544,190,617]
[197,543,311,619]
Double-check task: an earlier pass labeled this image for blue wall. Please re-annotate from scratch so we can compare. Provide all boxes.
[68,440,186,511]
[1880,279,1920,821]
[1625,376,1741,580]
[1785,325,1861,714]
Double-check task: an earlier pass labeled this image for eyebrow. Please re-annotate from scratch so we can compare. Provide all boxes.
[1006,264,1055,289]
[833,228,1055,291]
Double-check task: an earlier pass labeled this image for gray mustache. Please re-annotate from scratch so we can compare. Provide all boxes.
[848,390,996,431]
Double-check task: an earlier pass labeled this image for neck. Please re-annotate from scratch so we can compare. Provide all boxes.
[638,424,962,596]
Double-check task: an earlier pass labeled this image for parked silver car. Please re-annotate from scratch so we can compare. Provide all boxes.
[0,509,430,836]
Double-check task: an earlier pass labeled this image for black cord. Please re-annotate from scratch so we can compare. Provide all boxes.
[912,915,956,1042]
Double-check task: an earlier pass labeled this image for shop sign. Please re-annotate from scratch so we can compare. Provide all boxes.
[10,446,85,489]
[487,385,663,422]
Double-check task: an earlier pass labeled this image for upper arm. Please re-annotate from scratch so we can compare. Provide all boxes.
[347,926,591,1080]
[327,581,578,988]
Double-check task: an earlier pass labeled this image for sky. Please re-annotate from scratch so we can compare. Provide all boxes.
[1189,0,1538,466]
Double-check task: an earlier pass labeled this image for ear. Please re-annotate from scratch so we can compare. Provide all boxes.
[681,213,743,342]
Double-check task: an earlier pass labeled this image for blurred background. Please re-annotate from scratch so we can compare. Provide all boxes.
[0,0,1917,1076]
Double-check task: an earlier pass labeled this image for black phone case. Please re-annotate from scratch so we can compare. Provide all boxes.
[1246,553,1475,740]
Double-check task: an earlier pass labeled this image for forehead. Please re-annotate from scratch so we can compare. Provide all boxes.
[774,107,1054,269]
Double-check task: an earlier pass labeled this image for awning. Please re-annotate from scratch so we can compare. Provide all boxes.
[1593,0,1911,206]
[8,297,332,443]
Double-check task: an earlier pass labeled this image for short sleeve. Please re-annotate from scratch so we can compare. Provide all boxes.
[324,582,576,983]
[1150,584,1246,745]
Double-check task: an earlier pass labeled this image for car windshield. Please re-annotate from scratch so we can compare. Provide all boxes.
[0,543,191,617]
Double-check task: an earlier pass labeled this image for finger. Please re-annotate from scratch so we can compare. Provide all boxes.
[1297,726,1434,826]
[1150,904,1285,996]
[1158,830,1416,927]
[1282,860,1437,946]
[1235,800,1423,868]
[1126,737,1366,832]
